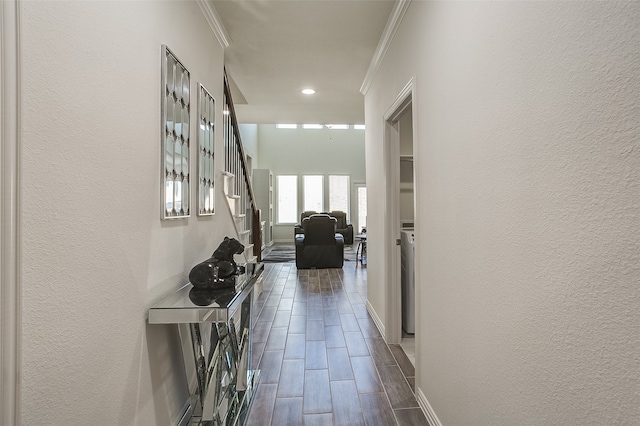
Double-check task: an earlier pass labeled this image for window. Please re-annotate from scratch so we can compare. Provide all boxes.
[276,175,298,223]
[329,175,349,214]
[357,186,367,231]
[303,175,323,212]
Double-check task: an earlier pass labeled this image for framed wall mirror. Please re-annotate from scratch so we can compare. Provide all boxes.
[198,83,215,216]
[161,45,191,219]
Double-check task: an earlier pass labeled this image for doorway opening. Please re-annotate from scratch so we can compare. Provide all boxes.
[383,79,416,368]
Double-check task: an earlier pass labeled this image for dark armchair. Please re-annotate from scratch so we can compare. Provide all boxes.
[293,210,354,245]
[328,211,353,245]
[295,214,344,269]
[294,210,317,236]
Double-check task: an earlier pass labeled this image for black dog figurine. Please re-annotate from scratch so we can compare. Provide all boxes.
[189,237,246,289]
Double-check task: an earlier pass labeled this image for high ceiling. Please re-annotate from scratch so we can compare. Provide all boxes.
[212,0,396,125]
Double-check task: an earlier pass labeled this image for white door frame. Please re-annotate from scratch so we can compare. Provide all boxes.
[383,78,415,345]
[352,182,366,234]
[1,1,22,424]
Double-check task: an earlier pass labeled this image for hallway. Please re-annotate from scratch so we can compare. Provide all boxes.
[246,263,428,425]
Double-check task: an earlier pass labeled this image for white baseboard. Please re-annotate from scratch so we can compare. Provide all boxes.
[415,387,443,426]
[365,300,385,340]
[273,239,293,244]
[176,397,193,426]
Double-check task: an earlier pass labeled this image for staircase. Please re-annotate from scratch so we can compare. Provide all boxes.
[222,70,262,262]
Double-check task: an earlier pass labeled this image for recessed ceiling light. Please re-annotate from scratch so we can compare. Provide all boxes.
[303,124,323,129]
[276,124,297,129]
[301,89,316,95]
[326,124,349,130]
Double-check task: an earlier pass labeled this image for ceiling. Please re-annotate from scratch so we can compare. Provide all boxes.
[211,0,396,125]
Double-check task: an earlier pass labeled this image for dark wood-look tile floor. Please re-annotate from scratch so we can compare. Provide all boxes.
[246,263,429,426]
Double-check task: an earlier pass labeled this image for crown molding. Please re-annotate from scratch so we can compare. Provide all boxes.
[1,0,22,424]
[360,0,411,95]
[196,0,231,49]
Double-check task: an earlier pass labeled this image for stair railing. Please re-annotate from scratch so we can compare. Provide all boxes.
[222,70,262,261]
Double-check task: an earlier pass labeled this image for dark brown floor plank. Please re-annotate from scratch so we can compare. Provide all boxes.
[359,392,398,426]
[330,380,365,426]
[292,301,307,315]
[289,315,307,334]
[284,333,306,359]
[271,397,303,425]
[406,377,415,392]
[272,310,292,328]
[307,305,324,321]
[324,325,346,348]
[365,337,397,366]
[335,297,354,314]
[305,340,328,369]
[327,347,354,381]
[323,308,341,326]
[357,317,382,339]
[247,262,425,426]
[253,321,273,344]
[339,313,360,332]
[351,356,384,394]
[303,413,334,425]
[259,350,284,384]
[245,383,277,426]
[344,331,370,357]
[277,359,305,397]
[376,365,418,409]
[252,341,265,370]
[388,344,415,378]
[258,305,278,323]
[394,407,430,426]
[265,327,288,351]
[351,303,369,319]
[306,320,325,341]
[278,297,294,311]
[303,369,332,414]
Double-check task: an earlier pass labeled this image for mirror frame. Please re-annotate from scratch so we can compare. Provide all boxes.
[161,45,191,220]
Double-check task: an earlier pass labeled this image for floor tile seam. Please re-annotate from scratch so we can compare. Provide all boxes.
[251,383,278,426]
[388,345,416,380]
[254,282,276,323]
[328,379,368,425]
[377,366,420,410]
[367,359,403,425]
[392,406,422,412]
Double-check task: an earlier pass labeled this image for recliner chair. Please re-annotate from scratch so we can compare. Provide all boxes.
[294,210,317,236]
[328,211,353,245]
[295,214,344,269]
[294,210,354,245]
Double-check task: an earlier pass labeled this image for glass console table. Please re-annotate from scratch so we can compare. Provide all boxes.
[149,262,264,426]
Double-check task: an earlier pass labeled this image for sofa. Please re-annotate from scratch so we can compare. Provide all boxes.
[295,214,344,269]
[294,210,354,245]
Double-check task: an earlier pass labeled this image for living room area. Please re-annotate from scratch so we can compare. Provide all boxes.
[240,123,367,264]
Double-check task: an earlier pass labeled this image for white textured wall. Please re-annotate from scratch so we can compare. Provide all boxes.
[256,125,366,242]
[239,123,259,169]
[365,1,640,424]
[20,1,232,424]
